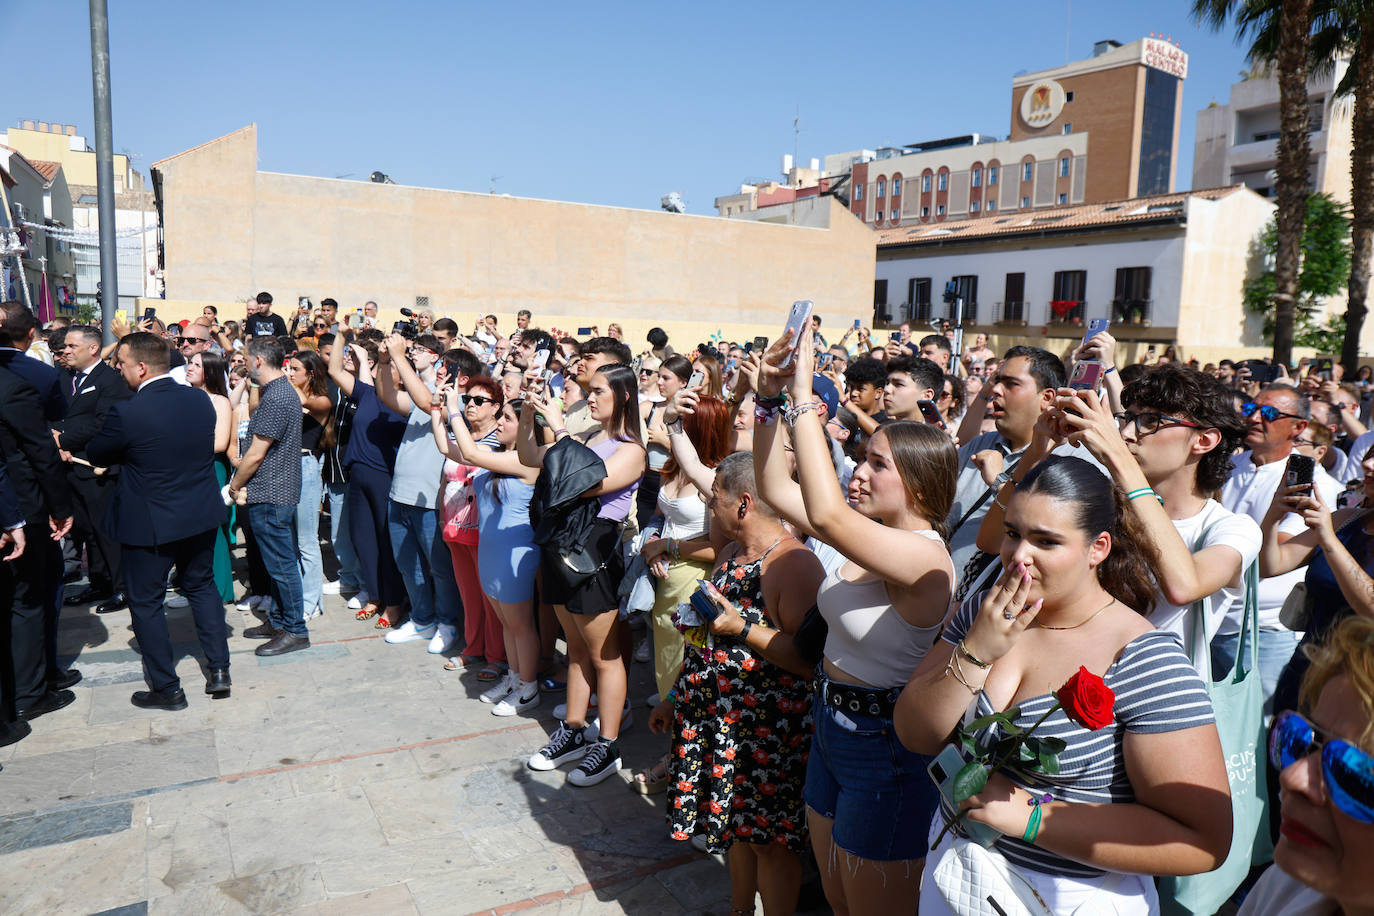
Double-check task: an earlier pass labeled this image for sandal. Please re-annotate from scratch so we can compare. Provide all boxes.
[355,605,380,621]
[475,664,503,681]
[631,753,671,795]
[443,655,480,671]
[374,616,396,630]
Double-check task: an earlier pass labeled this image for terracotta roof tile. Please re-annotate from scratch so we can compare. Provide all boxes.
[875,187,1249,247]
[30,160,60,181]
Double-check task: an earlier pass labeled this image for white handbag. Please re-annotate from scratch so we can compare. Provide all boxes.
[932,836,1053,916]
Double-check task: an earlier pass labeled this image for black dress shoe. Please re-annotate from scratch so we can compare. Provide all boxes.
[95,593,128,614]
[255,632,310,657]
[65,586,111,607]
[49,668,82,690]
[131,687,188,710]
[20,689,76,720]
[0,719,31,747]
[242,623,282,640]
[205,668,231,697]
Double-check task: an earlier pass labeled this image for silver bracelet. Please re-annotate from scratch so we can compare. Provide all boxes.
[782,399,820,427]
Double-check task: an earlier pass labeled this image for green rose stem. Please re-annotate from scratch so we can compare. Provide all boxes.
[933,701,1062,848]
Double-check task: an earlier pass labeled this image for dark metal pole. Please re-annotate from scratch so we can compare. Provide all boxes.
[89,0,119,344]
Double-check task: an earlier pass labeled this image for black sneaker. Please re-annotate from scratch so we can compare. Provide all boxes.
[568,738,621,786]
[527,722,587,771]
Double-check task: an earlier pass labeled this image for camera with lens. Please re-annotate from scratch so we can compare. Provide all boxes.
[393,307,420,340]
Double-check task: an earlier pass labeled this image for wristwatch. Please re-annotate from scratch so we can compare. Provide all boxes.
[994,470,1015,489]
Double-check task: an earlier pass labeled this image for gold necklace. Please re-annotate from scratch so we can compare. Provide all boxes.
[1033,597,1115,631]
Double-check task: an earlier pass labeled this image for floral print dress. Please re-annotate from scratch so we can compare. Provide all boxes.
[667,540,813,853]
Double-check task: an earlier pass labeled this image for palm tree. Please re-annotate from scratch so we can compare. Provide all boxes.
[1308,0,1374,374]
[1195,0,1314,367]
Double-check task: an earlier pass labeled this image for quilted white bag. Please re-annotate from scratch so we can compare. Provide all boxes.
[932,836,1053,916]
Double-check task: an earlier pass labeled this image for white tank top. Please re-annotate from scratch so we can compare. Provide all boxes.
[815,529,949,689]
[657,487,708,540]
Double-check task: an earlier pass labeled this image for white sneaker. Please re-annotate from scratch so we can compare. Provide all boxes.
[480,672,517,705]
[634,638,651,663]
[321,580,341,595]
[165,594,189,609]
[384,620,438,645]
[553,693,598,721]
[346,590,370,610]
[492,683,540,717]
[427,623,458,655]
[567,739,622,787]
[234,595,260,611]
[587,704,633,742]
[527,722,588,771]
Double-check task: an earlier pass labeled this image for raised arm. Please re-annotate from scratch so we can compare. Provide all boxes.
[375,339,415,417]
[436,389,537,481]
[662,388,718,497]
[515,397,548,468]
[326,332,357,397]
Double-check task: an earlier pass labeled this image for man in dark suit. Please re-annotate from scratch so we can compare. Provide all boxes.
[0,453,33,754]
[56,326,132,612]
[87,333,231,709]
[0,302,67,422]
[0,365,76,720]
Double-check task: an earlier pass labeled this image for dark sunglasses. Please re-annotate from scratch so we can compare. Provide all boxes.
[465,395,496,407]
[178,337,207,347]
[1270,710,1374,823]
[1241,401,1303,423]
[638,369,656,377]
[313,323,328,329]
[1114,411,1201,435]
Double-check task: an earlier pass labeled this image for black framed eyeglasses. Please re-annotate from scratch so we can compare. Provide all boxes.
[1241,401,1303,423]
[466,395,496,407]
[1114,411,1202,435]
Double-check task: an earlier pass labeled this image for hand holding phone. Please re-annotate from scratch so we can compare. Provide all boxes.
[687,369,706,389]
[688,582,721,623]
[1285,453,1316,495]
[779,300,814,368]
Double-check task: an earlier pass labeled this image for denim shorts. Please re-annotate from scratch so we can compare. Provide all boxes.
[804,693,939,861]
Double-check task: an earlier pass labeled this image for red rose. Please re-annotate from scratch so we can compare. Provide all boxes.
[1056,666,1116,731]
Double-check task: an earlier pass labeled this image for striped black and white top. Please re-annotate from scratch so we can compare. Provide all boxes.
[938,592,1217,878]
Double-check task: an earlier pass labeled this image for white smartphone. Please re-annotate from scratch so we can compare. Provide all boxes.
[688,370,705,389]
[531,348,551,372]
[780,299,814,368]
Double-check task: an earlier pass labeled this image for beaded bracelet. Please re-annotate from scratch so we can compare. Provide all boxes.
[665,688,678,706]
[756,394,786,409]
[1126,486,1164,505]
[782,399,820,427]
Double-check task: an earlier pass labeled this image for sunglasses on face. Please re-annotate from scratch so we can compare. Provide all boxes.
[1242,401,1303,423]
[1114,411,1202,435]
[466,395,496,407]
[1270,710,1374,823]
[639,369,655,377]
[179,338,207,347]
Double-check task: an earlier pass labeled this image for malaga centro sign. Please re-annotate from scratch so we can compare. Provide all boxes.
[1141,39,1188,79]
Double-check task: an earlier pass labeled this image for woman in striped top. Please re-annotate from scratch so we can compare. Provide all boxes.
[896,456,1232,914]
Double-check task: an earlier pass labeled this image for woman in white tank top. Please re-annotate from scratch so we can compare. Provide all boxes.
[754,321,959,916]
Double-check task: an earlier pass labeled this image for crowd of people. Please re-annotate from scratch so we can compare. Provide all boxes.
[1,292,1373,915]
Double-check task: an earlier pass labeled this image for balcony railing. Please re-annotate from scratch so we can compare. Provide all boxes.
[1112,298,1153,324]
[946,301,977,324]
[1047,300,1085,324]
[998,300,1027,323]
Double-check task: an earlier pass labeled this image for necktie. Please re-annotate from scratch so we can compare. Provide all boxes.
[72,372,84,396]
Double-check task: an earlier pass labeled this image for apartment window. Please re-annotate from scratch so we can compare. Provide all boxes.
[877,179,886,198]
[938,172,948,191]
[873,278,889,311]
[1062,122,1073,135]
[921,206,930,218]
[988,166,998,185]
[986,199,996,212]
[937,204,946,216]
[875,210,884,221]
[1050,270,1087,323]
[971,168,982,188]
[909,277,932,321]
[1058,193,1067,204]
[1002,272,1026,322]
[1022,162,1033,182]
[1066,91,1074,102]
[949,275,978,323]
[922,174,931,192]
[1114,266,1153,323]
[855,184,863,201]
[970,200,980,213]
[1059,156,1070,178]
[1021,196,1031,208]
[891,179,901,197]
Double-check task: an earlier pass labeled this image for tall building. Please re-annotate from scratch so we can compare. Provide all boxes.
[718,37,1188,230]
[1191,60,1353,200]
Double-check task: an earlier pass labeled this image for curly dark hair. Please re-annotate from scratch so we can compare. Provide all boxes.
[1122,364,1247,493]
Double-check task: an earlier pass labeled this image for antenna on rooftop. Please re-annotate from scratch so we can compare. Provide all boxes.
[489,175,503,194]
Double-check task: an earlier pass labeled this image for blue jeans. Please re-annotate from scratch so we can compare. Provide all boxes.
[246,502,306,637]
[296,454,324,615]
[1212,626,1300,719]
[386,501,461,629]
[326,480,363,591]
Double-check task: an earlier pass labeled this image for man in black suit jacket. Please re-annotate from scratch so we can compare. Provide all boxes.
[0,365,76,721]
[56,327,131,610]
[0,452,33,752]
[88,333,231,709]
[0,302,67,423]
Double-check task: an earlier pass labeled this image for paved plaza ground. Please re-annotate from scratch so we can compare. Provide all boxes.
[0,576,831,915]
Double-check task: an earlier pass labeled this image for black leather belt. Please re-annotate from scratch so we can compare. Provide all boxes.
[816,672,900,718]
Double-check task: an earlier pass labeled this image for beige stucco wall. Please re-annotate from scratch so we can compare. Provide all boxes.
[152,126,876,340]
[4,126,139,192]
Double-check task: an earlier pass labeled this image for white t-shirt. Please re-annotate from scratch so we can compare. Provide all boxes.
[1220,450,1342,632]
[1146,499,1260,671]
[1237,865,1337,916]
[1347,428,1374,470]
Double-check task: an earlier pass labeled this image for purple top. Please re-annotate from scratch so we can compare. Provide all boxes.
[589,437,638,521]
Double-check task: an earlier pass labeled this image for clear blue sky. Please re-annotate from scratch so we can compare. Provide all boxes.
[4,1,1256,212]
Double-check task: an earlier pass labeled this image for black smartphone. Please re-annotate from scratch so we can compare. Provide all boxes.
[754,335,768,352]
[1313,357,1333,381]
[1285,453,1316,494]
[916,399,945,428]
[142,307,156,322]
[688,582,719,622]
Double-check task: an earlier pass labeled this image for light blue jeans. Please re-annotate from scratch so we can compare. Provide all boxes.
[295,454,324,616]
[387,500,461,630]
[326,480,364,592]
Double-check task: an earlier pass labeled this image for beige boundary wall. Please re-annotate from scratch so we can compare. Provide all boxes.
[150,126,877,342]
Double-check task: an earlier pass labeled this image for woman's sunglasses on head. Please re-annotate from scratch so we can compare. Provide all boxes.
[1270,710,1374,823]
